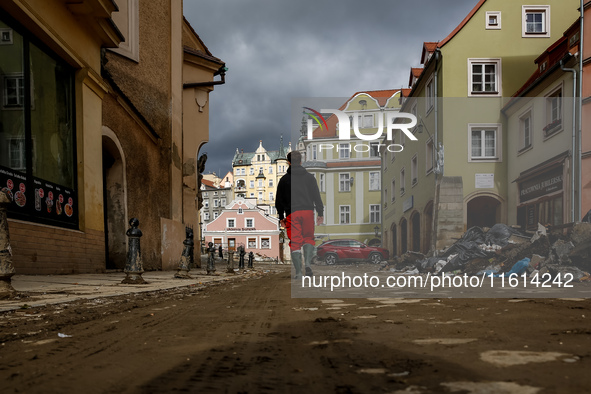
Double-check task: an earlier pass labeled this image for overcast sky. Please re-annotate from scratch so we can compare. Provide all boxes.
[183,0,480,178]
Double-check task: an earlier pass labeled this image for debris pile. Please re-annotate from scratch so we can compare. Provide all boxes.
[385,222,591,282]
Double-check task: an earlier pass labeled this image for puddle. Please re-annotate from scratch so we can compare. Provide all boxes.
[442,381,541,393]
[480,350,571,367]
[413,338,477,345]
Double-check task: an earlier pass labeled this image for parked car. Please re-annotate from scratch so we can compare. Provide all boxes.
[316,239,389,265]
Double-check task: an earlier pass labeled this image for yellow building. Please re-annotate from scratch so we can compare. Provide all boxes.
[232,138,290,215]
[382,0,579,256]
[301,90,403,245]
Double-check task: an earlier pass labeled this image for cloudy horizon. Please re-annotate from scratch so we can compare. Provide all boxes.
[183,0,481,178]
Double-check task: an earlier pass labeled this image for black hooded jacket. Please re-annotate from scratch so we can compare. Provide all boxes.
[275,164,324,220]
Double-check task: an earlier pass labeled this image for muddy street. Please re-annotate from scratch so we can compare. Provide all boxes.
[1,267,591,393]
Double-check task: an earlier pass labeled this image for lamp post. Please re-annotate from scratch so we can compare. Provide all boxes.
[374,225,380,238]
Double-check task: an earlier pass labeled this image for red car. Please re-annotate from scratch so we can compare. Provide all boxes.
[316,239,389,265]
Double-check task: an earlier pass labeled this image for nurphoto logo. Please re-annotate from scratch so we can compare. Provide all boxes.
[303,107,418,153]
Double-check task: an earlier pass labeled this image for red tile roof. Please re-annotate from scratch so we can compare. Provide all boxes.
[409,68,423,86]
[421,42,439,64]
[310,89,402,138]
[201,179,215,187]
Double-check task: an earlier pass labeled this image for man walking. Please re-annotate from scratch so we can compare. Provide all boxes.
[276,151,324,278]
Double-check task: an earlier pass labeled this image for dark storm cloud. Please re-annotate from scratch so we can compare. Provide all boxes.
[183,0,480,176]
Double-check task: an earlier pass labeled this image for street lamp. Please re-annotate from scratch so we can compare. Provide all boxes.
[374,225,380,237]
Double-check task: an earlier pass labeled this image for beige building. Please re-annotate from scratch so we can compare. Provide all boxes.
[232,138,290,216]
[0,0,224,273]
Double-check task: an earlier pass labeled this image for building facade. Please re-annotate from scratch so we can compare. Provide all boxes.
[203,198,281,259]
[232,138,290,216]
[302,90,403,245]
[381,0,579,256]
[0,0,224,273]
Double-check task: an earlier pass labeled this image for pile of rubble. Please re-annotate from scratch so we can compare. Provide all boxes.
[385,222,591,282]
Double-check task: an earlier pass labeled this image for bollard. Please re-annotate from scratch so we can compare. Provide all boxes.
[206,241,216,275]
[0,189,16,298]
[238,246,245,269]
[175,226,193,279]
[122,218,147,284]
[248,251,254,269]
[227,250,235,273]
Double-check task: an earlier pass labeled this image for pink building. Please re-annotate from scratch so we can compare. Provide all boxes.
[203,198,281,259]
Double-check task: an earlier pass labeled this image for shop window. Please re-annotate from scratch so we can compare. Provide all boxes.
[0,17,76,228]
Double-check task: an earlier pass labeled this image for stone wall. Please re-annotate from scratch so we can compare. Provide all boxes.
[435,176,464,252]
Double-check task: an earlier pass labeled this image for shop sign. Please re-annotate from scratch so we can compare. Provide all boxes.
[0,165,77,228]
[519,167,562,203]
[403,195,414,212]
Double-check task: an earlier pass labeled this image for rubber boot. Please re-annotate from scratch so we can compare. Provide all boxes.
[302,244,314,277]
[291,251,303,279]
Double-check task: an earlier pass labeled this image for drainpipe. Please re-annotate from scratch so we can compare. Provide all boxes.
[579,0,584,220]
[561,56,578,223]
[432,48,441,256]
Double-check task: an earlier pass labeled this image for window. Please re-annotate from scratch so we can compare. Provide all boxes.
[523,6,550,37]
[204,212,210,221]
[221,191,226,195]
[2,74,24,108]
[248,238,257,248]
[213,199,219,207]
[238,208,243,214]
[426,77,434,111]
[250,167,254,175]
[426,138,434,173]
[340,206,351,224]
[258,179,263,187]
[339,173,351,192]
[469,59,501,96]
[7,138,25,171]
[0,28,13,45]
[250,180,254,188]
[544,87,562,137]
[241,168,246,175]
[370,204,380,224]
[214,191,218,196]
[227,218,235,228]
[391,179,396,202]
[269,179,273,187]
[319,173,325,193]
[214,212,219,219]
[338,143,350,159]
[469,124,501,161]
[221,199,226,206]
[204,200,209,208]
[400,168,406,195]
[519,111,532,152]
[246,218,254,228]
[369,172,380,191]
[362,114,373,128]
[370,142,380,157]
[203,192,208,197]
[268,166,273,174]
[311,144,318,160]
[258,192,263,201]
[250,193,254,197]
[261,237,271,249]
[269,191,274,201]
[411,155,418,186]
[486,11,501,29]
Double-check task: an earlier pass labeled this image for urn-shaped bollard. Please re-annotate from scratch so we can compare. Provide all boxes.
[175,226,194,279]
[206,241,216,275]
[0,189,16,298]
[248,251,254,269]
[122,218,147,284]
